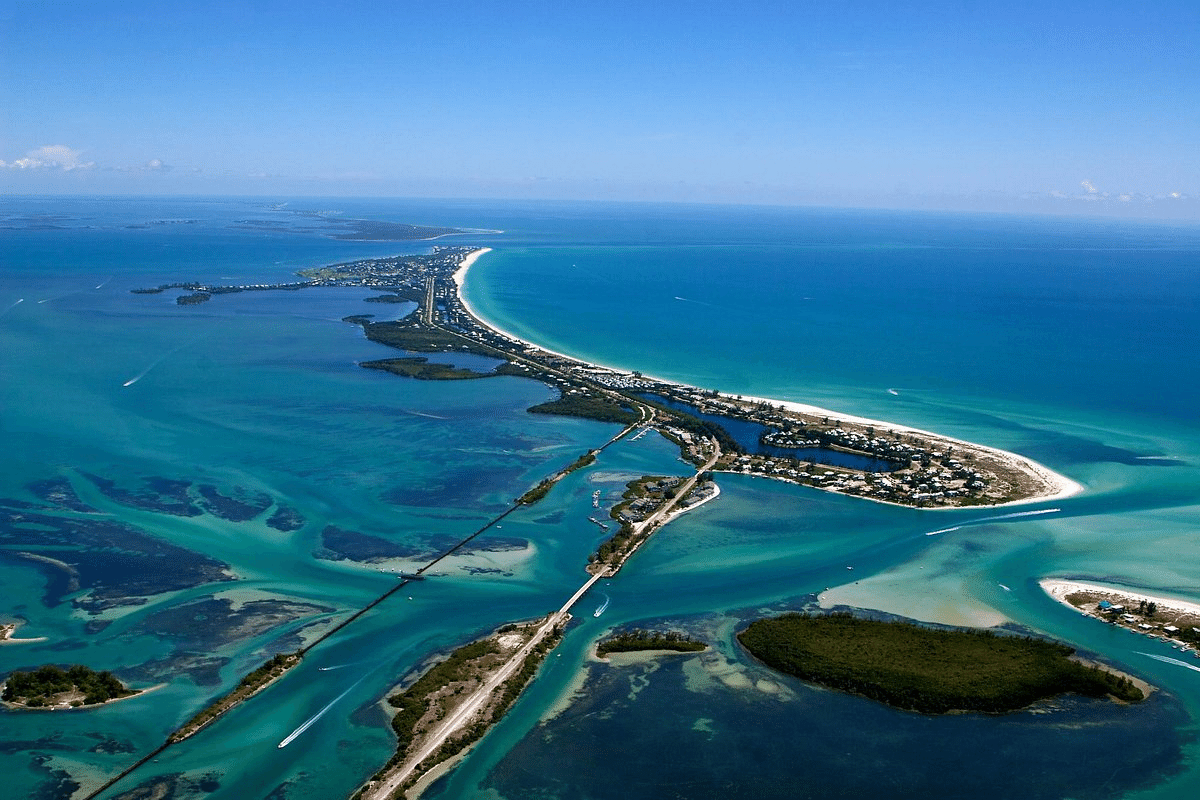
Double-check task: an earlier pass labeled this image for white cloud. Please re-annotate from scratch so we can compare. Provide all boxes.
[113,158,173,173]
[1,144,95,171]
[1080,179,1100,194]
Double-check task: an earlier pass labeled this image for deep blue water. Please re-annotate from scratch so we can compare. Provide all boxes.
[2,197,1200,800]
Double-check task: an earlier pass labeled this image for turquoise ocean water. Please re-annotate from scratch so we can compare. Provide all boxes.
[2,197,1199,799]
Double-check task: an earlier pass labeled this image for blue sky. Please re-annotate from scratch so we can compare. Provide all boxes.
[2,0,1197,217]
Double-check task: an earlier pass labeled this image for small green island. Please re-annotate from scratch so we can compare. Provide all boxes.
[737,613,1145,714]
[596,629,708,657]
[2,664,137,708]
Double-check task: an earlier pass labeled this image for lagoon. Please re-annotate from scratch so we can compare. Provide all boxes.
[2,197,1199,799]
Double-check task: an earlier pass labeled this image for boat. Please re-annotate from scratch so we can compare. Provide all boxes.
[594,595,610,617]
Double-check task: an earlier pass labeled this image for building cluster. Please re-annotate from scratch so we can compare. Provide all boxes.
[724,450,988,506]
[149,247,1048,509]
[299,246,472,290]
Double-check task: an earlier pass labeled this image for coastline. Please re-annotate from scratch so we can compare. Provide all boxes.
[1040,578,1200,621]
[0,621,48,645]
[0,681,165,712]
[454,248,1082,508]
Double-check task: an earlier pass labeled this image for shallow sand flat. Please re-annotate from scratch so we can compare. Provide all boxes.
[819,557,1011,629]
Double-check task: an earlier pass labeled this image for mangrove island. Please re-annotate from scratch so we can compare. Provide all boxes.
[2,664,138,709]
[737,613,1145,714]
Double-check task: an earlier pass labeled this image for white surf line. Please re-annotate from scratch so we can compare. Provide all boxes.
[278,676,367,748]
[0,298,24,317]
[1138,652,1200,674]
[926,507,1061,536]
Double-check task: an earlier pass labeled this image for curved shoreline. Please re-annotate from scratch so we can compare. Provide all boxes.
[1041,578,1200,621]
[0,621,48,645]
[454,248,1082,508]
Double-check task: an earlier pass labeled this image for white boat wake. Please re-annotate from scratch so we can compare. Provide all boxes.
[403,409,451,420]
[0,298,23,317]
[123,363,160,387]
[925,508,1061,536]
[123,339,199,387]
[1138,652,1200,674]
[37,290,80,304]
[278,676,367,748]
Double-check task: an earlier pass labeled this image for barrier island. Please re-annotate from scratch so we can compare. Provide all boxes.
[737,613,1144,714]
[134,245,1081,510]
[127,242,1094,797]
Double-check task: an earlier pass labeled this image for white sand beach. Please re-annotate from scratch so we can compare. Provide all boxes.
[452,248,1083,509]
[0,622,48,645]
[1040,578,1200,621]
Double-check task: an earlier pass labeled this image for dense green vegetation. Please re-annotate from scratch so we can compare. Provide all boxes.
[638,394,743,455]
[517,479,554,506]
[359,625,564,799]
[3,664,134,707]
[360,357,491,380]
[356,318,502,357]
[528,393,639,425]
[738,613,1144,714]
[517,451,598,506]
[566,451,597,473]
[385,639,501,755]
[170,652,300,741]
[596,629,707,657]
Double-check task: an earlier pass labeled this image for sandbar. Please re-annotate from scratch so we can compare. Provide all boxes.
[0,621,48,645]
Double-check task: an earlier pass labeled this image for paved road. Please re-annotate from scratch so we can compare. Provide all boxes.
[360,443,718,800]
[362,570,607,799]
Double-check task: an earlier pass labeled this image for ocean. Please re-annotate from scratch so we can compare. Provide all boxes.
[2,196,1199,799]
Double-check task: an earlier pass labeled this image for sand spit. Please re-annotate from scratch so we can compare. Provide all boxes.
[454,248,1081,509]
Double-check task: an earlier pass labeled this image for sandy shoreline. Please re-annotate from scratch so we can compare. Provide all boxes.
[0,681,166,711]
[0,621,48,645]
[453,248,1082,508]
[1040,579,1200,620]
